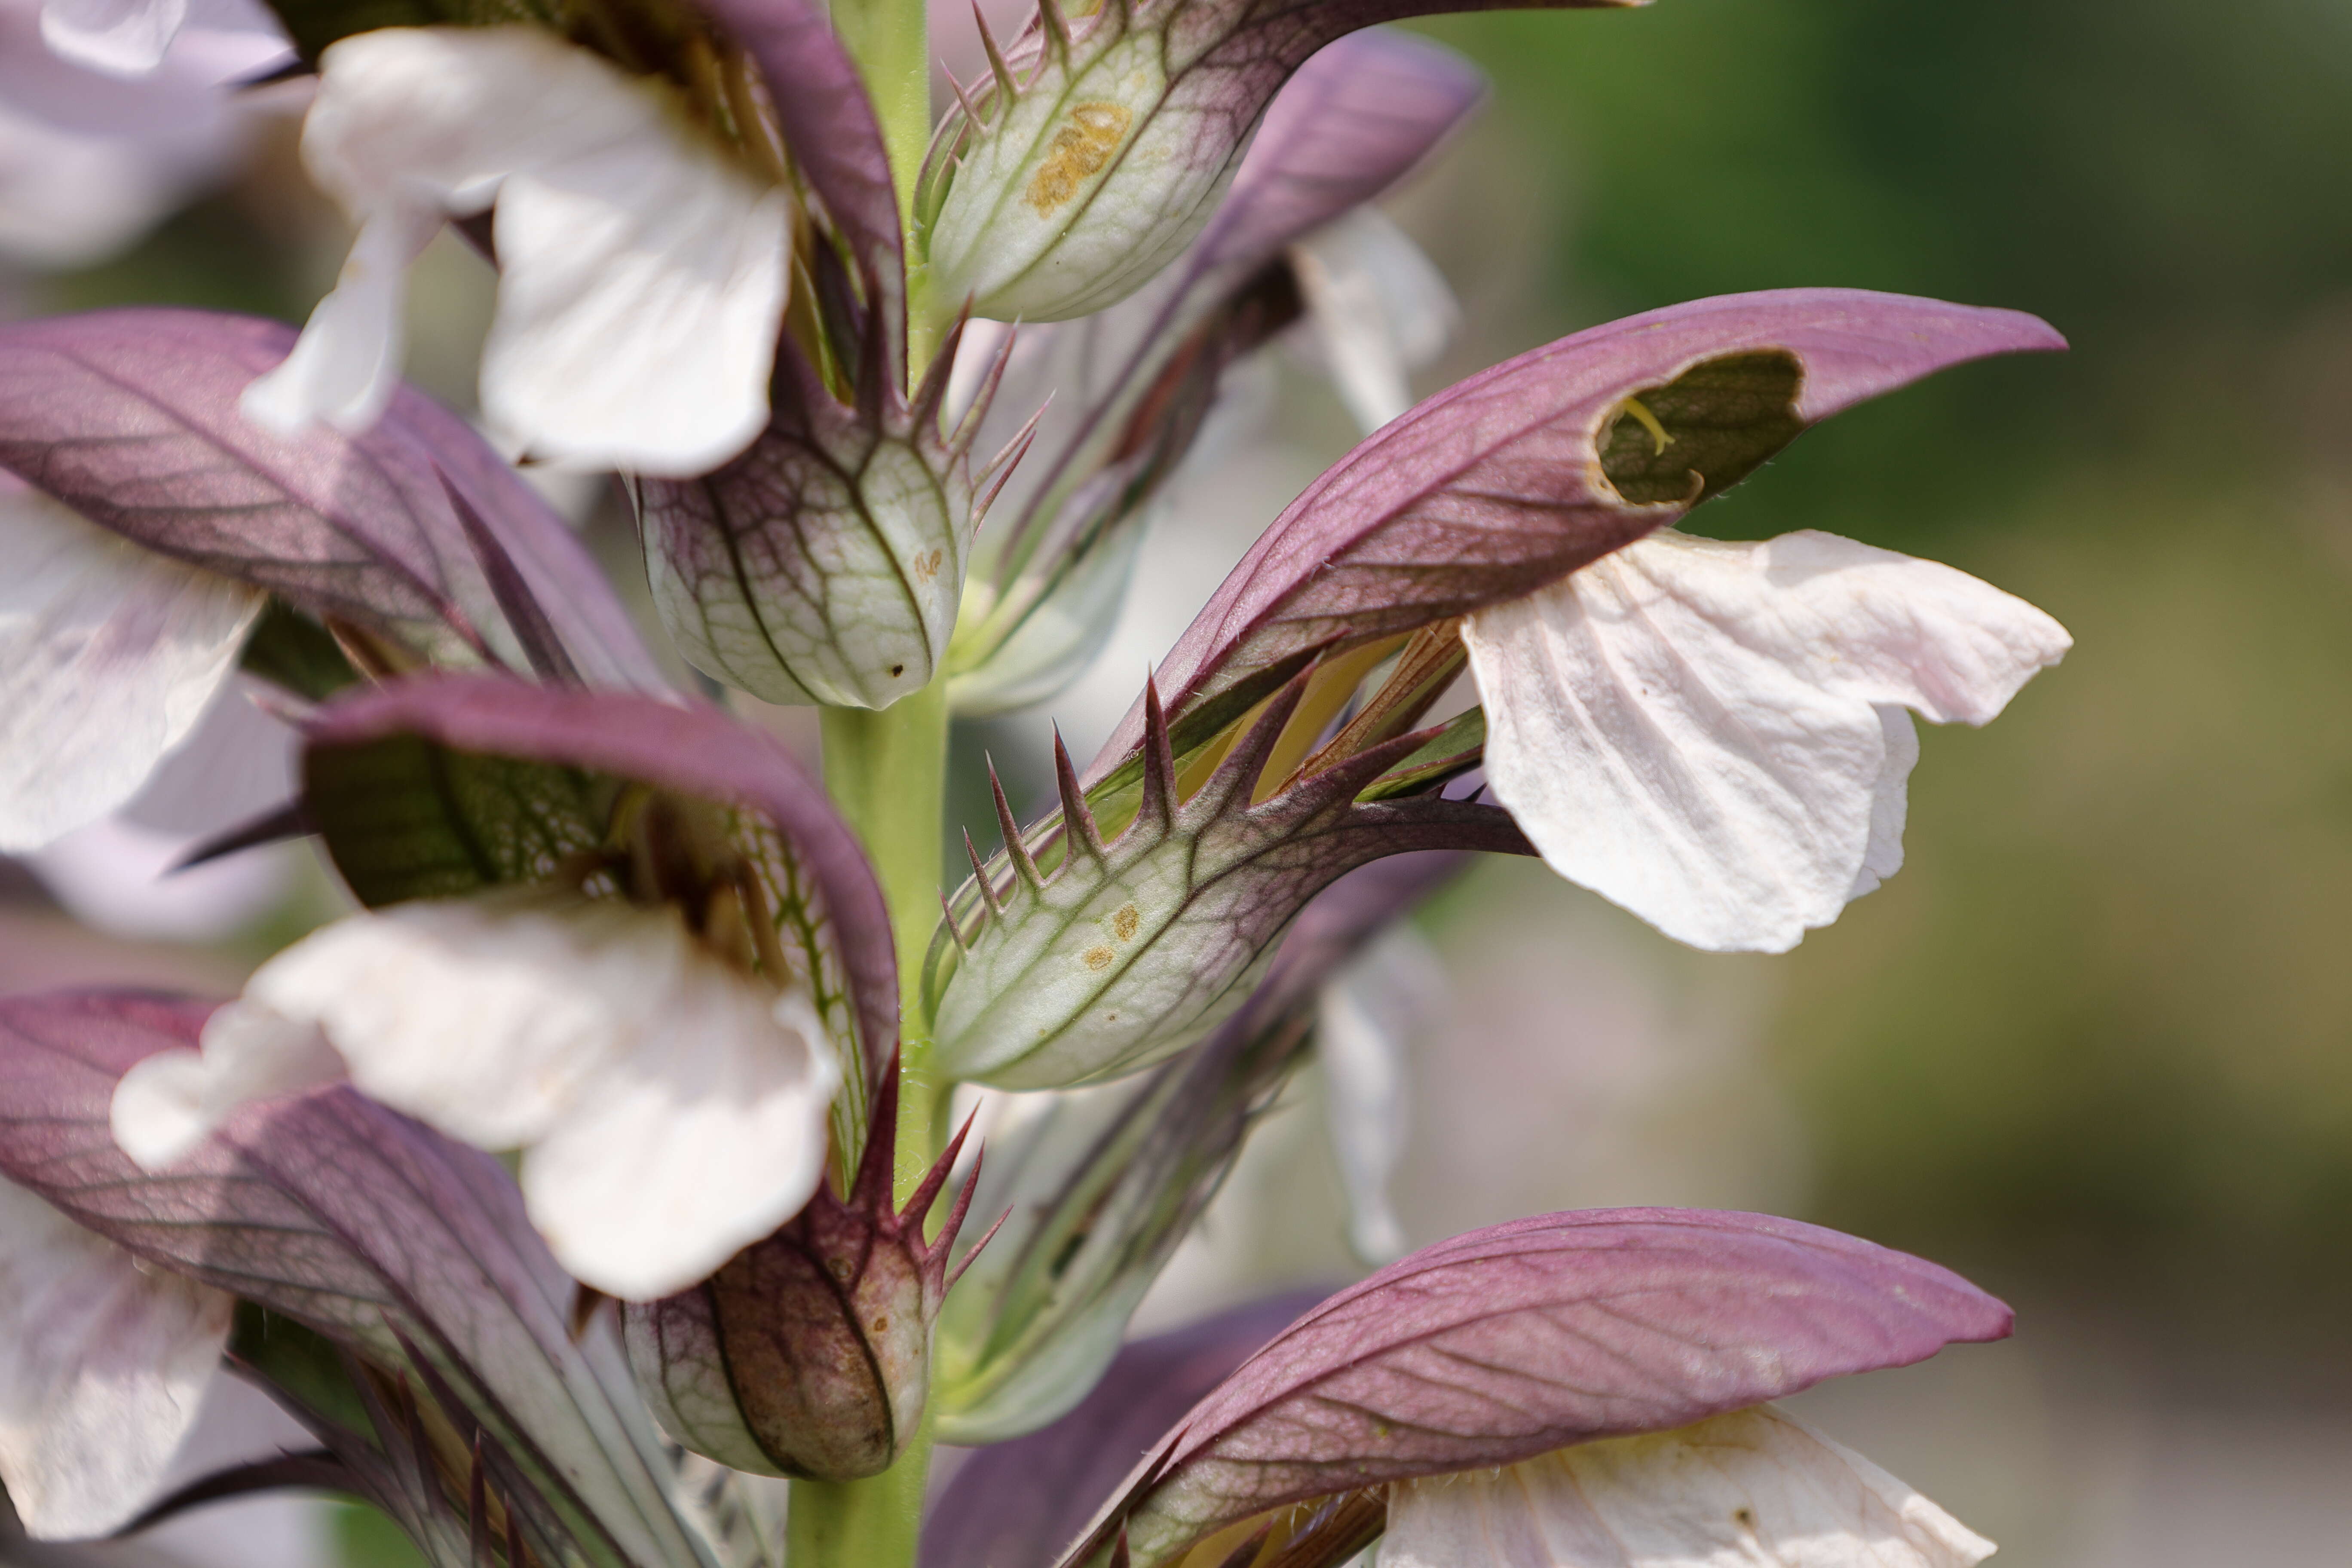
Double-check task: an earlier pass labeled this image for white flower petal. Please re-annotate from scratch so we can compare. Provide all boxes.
[1288,207,1458,434]
[0,486,266,854]
[0,1177,233,1540]
[240,205,440,438]
[244,26,789,474]
[241,894,692,1151]
[40,0,187,77]
[521,986,839,1301]
[1847,705,1917,903]
[1381,1405,1994,1568]
[1465,529,2070,952]
[482,142,792,474]
[112,1004,346,1171]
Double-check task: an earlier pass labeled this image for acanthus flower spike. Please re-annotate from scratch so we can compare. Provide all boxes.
[623,1058,986,1480]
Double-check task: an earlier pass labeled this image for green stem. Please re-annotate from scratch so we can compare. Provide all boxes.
[819,678,949,1199]
[804,10,946,1563]
[830,0,931,240]
[782,1403,936,1568]
[804,681,947,1568]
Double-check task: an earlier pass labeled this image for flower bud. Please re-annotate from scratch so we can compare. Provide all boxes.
[922,17,1189,323]
[640,328,990,710]
[622,1068,977,1479]
[925,679,1517,1090]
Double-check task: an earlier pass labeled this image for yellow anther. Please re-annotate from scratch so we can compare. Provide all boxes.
[1618,395,1674,455]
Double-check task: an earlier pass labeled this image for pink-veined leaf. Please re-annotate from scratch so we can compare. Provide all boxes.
[1059,1206,2013,1568]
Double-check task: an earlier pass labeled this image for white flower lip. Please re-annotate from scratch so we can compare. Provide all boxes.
[111,891,843,1302]
[1381,1405,1995,1568]
[0,484,266,854]
[0,1176,235,1540]
[241,26,792,477]
[1467,527,2072,953]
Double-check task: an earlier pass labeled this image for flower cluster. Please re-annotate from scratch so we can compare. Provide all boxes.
[0,0,2069,1563]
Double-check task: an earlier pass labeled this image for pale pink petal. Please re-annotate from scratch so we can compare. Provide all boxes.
[39,0,186,78]
[0,486,265,854]
[0,1178,232,1539]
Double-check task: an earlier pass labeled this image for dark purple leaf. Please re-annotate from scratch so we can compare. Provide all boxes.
[923,1292,1329,1568]
[1090,288,2065,776]
[301,674,897,1102]
[695,0,905,352]
[0,992,715,1568]
[0,309,662,691]
[1060,1207,2014,1567]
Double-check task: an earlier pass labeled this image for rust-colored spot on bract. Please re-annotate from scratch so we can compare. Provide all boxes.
[1111,901,1140,942]
[1083,943,1116,971]
[911,548,944,584]
[1025,101,1133,215]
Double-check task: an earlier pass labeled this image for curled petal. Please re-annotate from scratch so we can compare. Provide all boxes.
[243,27,790,475]
[1382,1406,1994,1568]
[1465,529,2071,952]
[0,1176,233,1540]
[0,484,264,853]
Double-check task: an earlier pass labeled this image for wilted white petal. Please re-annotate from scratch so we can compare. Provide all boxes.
[39,0,185,76]
[1287,208,1458,434]
[243,26,790,475]
[112,1004,345,1171]
[523,987,839,1301]
[1382,1406,1994,1568]
[0,1178,233,1540]
[1465,529,2070,953]
[0,486,266,854]
[1318,923,1445,1265]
